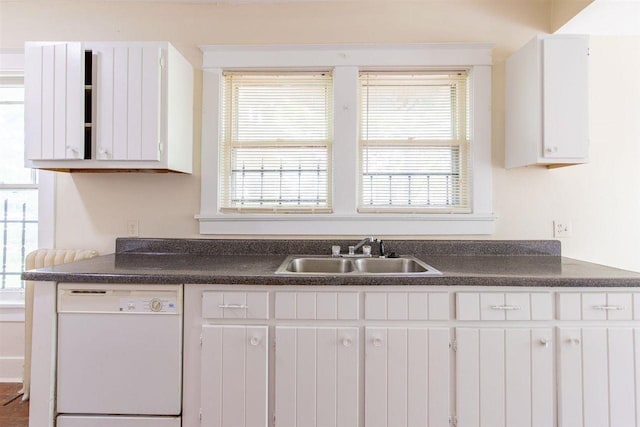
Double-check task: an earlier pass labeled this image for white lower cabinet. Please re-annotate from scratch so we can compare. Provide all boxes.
[558,327,640,427]
[200,325,269,427]
[187,287,640,427]
[365,327,450,427]
[456,327,555,427]
[275,327,359,427]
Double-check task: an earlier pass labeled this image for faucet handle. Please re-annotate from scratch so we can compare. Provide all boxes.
[379,240,386,257]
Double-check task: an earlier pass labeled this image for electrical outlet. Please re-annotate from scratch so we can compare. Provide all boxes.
[553,220,572,238]
[127,220,139,237]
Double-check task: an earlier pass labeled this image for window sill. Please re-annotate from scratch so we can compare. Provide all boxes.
[0,297,25,322]
[196,213,496,235]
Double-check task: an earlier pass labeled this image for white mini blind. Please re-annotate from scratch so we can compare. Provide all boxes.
[359,72,471,213]
[220,72,333,212]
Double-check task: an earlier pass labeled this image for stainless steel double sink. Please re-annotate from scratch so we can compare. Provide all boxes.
[275,255,442,276]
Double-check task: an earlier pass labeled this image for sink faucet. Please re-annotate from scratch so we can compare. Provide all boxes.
[353,236,376,252]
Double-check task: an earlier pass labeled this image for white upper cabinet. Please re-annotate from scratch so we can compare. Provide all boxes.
[505,35,589,168]
[24,41,193,173]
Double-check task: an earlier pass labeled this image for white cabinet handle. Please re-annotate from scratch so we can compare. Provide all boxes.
[218,304,248,309]
[372,337,383,347]
[567,338,581,346]
[97,147,110,159]
[249,336,260,346]
[491,305,521,311]
[66,145,80,157]
[593,305,625,311]
[342,337,353,348]
[540,338,552,348]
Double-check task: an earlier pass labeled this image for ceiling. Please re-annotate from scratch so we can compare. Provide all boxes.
[557,0,640,35]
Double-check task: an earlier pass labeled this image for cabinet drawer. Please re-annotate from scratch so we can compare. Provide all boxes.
[365,292,449,320]
[557,292,636,320]
[456,292,553,321]
[202,291,269,320]
[275,292,358,320]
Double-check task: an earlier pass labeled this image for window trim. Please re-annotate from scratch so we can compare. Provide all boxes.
[219,71,334,212]
[357,71,471,213]
[198,44,494,235]
[0,50,55,312]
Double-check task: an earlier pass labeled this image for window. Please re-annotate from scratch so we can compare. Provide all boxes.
[199,44,493,235]
[0,73,38,290]
[359,72,470,213]
[220,72,333,212]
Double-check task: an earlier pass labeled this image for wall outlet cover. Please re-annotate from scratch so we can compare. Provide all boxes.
[553,220,572,238]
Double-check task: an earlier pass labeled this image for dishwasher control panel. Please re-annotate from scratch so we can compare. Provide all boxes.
[57,284,182,315]
[119,297,177,313]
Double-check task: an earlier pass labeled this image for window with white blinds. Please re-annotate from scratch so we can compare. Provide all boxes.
[359,72,471,213]
[220,72,333,212]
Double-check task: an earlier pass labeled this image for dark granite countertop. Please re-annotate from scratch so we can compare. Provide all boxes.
[21,238,640,287]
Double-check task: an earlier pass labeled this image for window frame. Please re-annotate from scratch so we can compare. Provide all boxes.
[198,44,494,235]
[0,50,55,313]
[220,71,334,213]
[357,71,471,213]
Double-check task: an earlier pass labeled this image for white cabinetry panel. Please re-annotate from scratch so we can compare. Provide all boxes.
[275,292,358,320]
[275,327,359,427]
[202,291,268,319]
[93,44,161,161]
[558,327,640,427]
[557,292,636,320]
[456,327,554,427]
[365,327,450,427]
[542,36,589,159]
[200,325,268,427]
[25,42,84,160]
[457,292,552,321]
[365,292,449,320]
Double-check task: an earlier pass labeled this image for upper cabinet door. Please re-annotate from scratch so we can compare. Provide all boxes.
[542,36,589,160]
[25,42,85,160]
[93,44,162,161]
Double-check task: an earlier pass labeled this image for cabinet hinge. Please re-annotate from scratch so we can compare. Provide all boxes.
[199,409,203,423]
[449,340,457,352]
[587,47,591,56]
[200,334,203,347]
[160,51,166,69]
[158,142,164,156]
[449,415,458,427]
[272,413,276,426]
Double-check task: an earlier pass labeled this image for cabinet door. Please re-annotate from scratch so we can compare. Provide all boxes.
[275,326,359,427]
[93,44,161,161]
[456,328,554,427]
[200,325,268,427]
[365,327,450,427]
[542,36,589,159]
[25,42,84,160]
[559,327,640,427]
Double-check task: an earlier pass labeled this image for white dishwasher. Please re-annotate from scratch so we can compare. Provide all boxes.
[56,283,182,427]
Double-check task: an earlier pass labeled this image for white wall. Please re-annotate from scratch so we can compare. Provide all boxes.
[0,306,26,382]
[0,1,637,274]
[494,35,640,272]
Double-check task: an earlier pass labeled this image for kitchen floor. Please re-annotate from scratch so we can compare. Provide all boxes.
[0,383,28,427]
